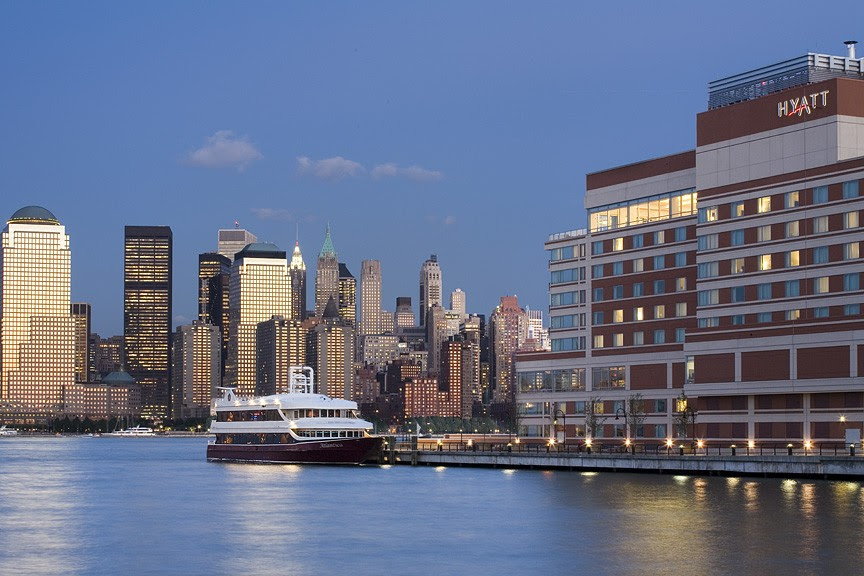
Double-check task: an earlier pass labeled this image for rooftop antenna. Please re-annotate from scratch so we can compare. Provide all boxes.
[234,220,239,229]
[845,40,858,60]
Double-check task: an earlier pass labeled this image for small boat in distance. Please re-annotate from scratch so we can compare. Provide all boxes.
[107,426,156,437]
[207,366,382,464]
[0,425,18,437]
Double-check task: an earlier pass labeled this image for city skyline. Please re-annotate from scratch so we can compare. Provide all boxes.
[2,4,863,336]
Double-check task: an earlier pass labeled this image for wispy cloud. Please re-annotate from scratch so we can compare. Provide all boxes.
[298,156,442,182]
[251,208,294,221]
[296,156,364,180]
[372,163,443,182]
[185,130,262,171]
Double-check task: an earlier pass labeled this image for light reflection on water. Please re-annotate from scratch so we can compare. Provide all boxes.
[1,437,863,576]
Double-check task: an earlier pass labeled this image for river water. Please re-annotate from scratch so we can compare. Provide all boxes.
[0,436,862,576]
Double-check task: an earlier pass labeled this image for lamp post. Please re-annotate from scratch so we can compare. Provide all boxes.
[615,407,629,443]
[553,408,567,448]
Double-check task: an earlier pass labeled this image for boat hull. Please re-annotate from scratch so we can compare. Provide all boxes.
[206,436,383,465]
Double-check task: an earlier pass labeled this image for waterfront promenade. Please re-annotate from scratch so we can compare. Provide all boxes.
[383,439,864,480]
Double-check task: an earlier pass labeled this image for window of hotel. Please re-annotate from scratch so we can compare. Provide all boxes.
[786,221,800,238]
[813,186,829,204]
[592,241,604,255]
[653,279,665,294]
[813,246,829,265]
[757,196,771,213]
[633,306,644,321]
[843,180,860,199]
[757,283,772,300]
[633,331,644,345]
[675,328,685,343]
[612,333,624,347]
[844,273,860,291]
[551,268,586,284]
[731,230,745,246]
[698,289,719,305]
[786,309,800,320]
[633,282,644,297]
[844,304,860,316]
[732,315,745,325]
[698,261,718,278]
[757,312,772,323]
[592,366,626,389]
[845,242,860,260]
[676,277,687,292]
[698,234,718,250]
[612,261,624,275]
[813,307,829,318]
[654,230,665,244]
[757,225,771,242]
[612,309,624,323]
[593,335,604,348]
[654,305,665,319]
[654,330,666,344]
[592,264,604,278]
[845,211,859,229]
[759,254,772,271]
[552,337,586,351]
[633,258,644,272]
[785,251,800,267]
[593,287,604,301]
[551,315,581,329]
[674,252,687,267]
[786,191,800,208]
[551,291,583,306]
[732,258,745,274]
[698,206,718,223]
[698,317,719,328]
[676,302,687,317]
[549,246,576,261]
[613,237,624,251]
[813,216,829,233]
[731,201,745,218]
[675,227,687,242]
[589,188,696,232]
[785,280,800,297]
[731,286,745,302]
[613,285,624,298]
[814,276,829,294]
[593,311,604,325]
[633,234,644,248]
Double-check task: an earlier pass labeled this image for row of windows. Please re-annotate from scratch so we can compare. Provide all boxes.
[550,267,586,284]
[517,369,587,393]
[698,243,860,278]
[698,180,859,223]
[594,303,688,325]
[594,277,688,301]
[592,226,689,256]
[698,273,861,306]
[589,188,697,233]
[698,304,861,328]
[550,336,586,352]
[593,328,686,348]
[698,211,859,252]
[593,252,688,278]
[550,313,587,329]
[548,244,587,262]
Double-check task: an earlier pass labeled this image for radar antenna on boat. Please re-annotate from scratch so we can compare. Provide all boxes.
[288,366,314,394]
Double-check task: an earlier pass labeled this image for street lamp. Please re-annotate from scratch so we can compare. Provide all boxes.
[615,407,629,443]
[553,408,567,448]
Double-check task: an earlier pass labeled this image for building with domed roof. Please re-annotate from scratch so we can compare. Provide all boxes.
[1,206,75,419]
[225,241,292,396]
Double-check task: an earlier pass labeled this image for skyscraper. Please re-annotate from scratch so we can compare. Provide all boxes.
[256,315,306,396]
[359,259,382,338]
[218,227,257,262]
[450,288,466,318]
[315,225,339,317]
[395,296,414,330]
[1,206,75,417]
[490,295,527,404]
[124,225,172,418]
[419,254,442,328]
[171,321,220,419]
[314,296,354,400]
[198,252,231,376]
[226,242,291,396]
[289,241,307,321]
[71,303,91,382]
[338,263,356,326]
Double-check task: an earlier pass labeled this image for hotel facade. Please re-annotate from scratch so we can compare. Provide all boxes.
[516,46,864,447]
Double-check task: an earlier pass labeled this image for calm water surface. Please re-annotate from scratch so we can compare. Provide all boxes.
[1,437,863,575]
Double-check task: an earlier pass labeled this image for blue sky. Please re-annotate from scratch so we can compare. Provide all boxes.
[2,2,862,336]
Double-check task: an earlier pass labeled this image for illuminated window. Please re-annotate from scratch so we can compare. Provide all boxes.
[786,221,799,238]
[757,196,771,213]
[612,333,623,347]
[786,191,800,208]
[814,276,829,294]
[759,255,772,270]
[612,309,623,323]
[732,258,745,274]
[845,242,860,260]
[676,277,687,292]
[654,230,665,245]
[845,211,859,229]
[633,258,644,272]
[813,216,829,233]
[785,251,800,267]
[786,309,800,320]
[593,334,604,348]
[633,307,644,321]
[613,237,624,251]
[757,225,771,242]
[698,206,718,223]
[654,305,665,319]
[731,202,745,218]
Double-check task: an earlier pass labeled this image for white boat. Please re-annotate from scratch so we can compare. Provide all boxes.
[207,366,382,464]
[108,426,156,437]
[0,425,18,437]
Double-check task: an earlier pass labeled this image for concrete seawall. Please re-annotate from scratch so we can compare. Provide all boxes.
[388,450,864,480]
